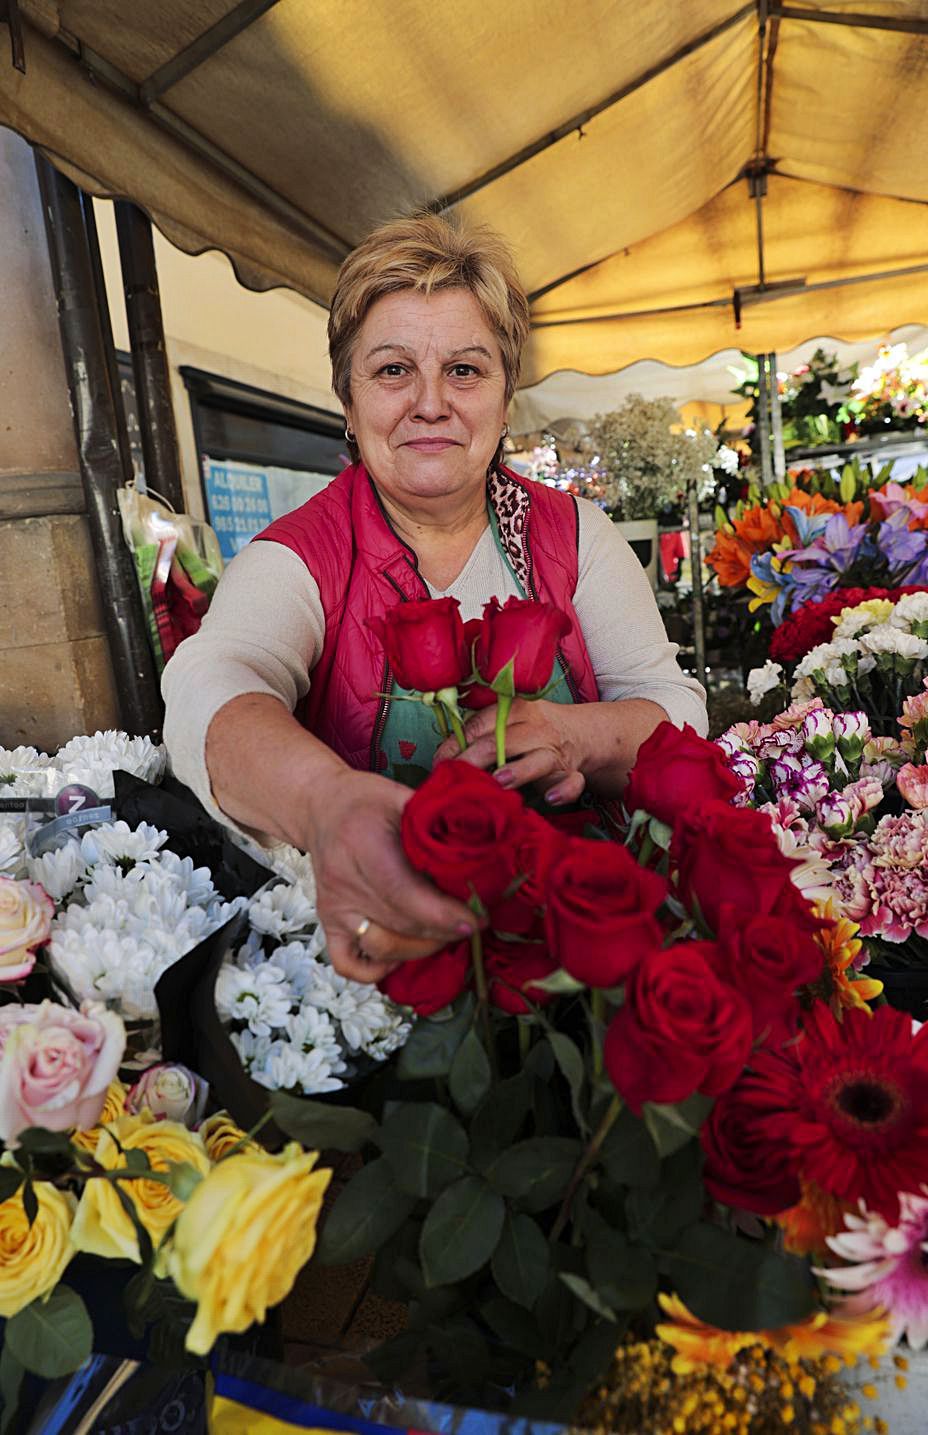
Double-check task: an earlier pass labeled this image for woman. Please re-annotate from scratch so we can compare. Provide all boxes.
[163,213,706,982]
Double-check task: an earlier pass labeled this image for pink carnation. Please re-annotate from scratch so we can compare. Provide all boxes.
[836,811,928,943]
[898,763,928,810]
[770,697,826,732]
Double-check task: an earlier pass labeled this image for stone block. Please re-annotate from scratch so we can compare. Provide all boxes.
[0,635,119,752]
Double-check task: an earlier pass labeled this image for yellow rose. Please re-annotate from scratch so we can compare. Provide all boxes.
[71,1079,129,1154]
[168,1143,330,1355]
[198,1110,256,1162]
[0,1182,75,1317]
[70,1112,209,1272]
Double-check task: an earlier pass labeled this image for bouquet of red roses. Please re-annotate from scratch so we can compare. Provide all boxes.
[275,598,901,1418]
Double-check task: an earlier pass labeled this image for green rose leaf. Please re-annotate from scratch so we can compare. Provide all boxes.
[559,1273,616,1321]
[491,1212,550,1308]
[317,1158,416,1265]
[599,1108,659,1188]
[123,1147,152,1173]
[0,1168,23,1205]
[270,1091,379,1152]
[449,1029,491,1117]
[546,1032,588,1136]
[481,1295,542,1358]
[522,969,586,996]
[419,1176,505,1287]
[5,1285,92,1380]
[14,1128,76,1159]
[470,1074,532,1171]
[0,1343,24,1435]
[586,1218,658,1311]
[164,1161,204,1202]
[379,1103,469,1199]
[490,1137,582,1213]
[397,995,475,1080]
[643,1092,715,1159]
[668,1222,817,1331]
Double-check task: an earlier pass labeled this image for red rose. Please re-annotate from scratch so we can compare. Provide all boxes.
[700,1072,801,1215]
[491,810,567,936]
[624,722,741,827]
[380,941,471,1016]
[604,943,752,1113]
[400,760,525,906]
[367,597,469,692]
[463,596,571,704]
[484,936,558,1015]
[671,801,800,933]
[715,907,824,1033]
[546,838,668,988]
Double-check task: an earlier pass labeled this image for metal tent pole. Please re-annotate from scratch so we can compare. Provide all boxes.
[768,352,786,481]
[755,352,774,487]
[114,202,185,512]
[687,479,708,695]
[35,155,162,739]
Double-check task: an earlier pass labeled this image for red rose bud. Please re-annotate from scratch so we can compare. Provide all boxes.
[624,722,741,827]
[470,596,571,699]
[484,935,558,1014]
[400,760,524,906]
[604,943,753,1113]
[367,597,469,692]
[670,800,802,933]
[715,907,824,1035]
[545,837,668,988]
[700,1071,801,1216]
[380,940,471,1016]
[490,810,567,936]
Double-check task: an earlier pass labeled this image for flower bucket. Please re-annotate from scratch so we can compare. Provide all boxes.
[614,517,658,588]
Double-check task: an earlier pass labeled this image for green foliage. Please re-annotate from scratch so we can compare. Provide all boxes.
[668,1222,816,1331]
[5,1285,92,1380]
[396,995,474,1079]
[317,1158,416,1264]
[449,1029,491,1116]
[270,1091,379,1151]
[419,1176,505,1286]
[379,1103,469,1198]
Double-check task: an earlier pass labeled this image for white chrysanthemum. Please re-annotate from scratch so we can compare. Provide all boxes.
[229,1026,273,1069]
[54,730,166,799]
[143,849,218,907]
[27,841,87,901]
[0,818,28,879]
[0,745,53,798]
[214,963,295,1036]
[747,660,784,705]
[860,624,928,660]
[284,1007,345,1066]
[249,1040,345,1095]
[891,592,928,630]
[48,925,164,1020]
[81,820,168,867]
[248,881,317,939]
[365,1014,414,1060]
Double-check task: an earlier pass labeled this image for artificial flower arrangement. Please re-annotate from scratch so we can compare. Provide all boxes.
[235,590,902,1425]
[733,590,928,982]
[708,463,928,626]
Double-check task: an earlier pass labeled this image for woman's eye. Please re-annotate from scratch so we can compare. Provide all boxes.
[450,364,479,378]
[378,363,407,378]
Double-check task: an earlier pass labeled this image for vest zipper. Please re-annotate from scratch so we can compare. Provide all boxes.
[523,503,582,703]
[369,658,392,772]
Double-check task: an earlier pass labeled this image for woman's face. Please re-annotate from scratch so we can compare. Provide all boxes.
[345,287,508,509]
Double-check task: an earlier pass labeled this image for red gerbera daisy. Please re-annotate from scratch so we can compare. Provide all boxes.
[749,1002,928,1223]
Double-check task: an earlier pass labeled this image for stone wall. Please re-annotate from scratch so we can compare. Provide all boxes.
[0,127,119,752]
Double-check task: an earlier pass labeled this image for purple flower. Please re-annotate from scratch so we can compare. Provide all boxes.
[877,511,927,574]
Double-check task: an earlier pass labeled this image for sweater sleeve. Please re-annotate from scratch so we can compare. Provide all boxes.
[573,500,708,735]
[161,541,325,818]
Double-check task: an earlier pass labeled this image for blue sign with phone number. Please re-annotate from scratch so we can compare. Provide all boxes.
[205,461,273,560]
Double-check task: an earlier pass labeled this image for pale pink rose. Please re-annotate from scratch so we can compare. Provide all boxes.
[127,1063,208,1128]
[0,878,54,982]
[897,762,928,810]
[0,1000,125,1143]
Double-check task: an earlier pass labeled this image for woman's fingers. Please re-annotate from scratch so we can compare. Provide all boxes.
[325,932,397,983]
[325,917,451,983]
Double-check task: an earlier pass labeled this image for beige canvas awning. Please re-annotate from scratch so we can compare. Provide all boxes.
[3,1,928,380]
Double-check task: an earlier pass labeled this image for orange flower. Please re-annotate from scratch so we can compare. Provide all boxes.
[778,1176,856,1256]
[780,489,864,543]
[814,905,883,1016]
[735,504,786,549]
[707,529,756,587]
[656,1293,758,1373]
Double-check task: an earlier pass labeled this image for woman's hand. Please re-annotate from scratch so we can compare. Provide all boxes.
[304,767,478,982]
[434,698,587,805]
[434,696,668,800]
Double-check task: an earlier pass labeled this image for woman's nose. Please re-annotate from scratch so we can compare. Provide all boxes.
[411,372,450,422]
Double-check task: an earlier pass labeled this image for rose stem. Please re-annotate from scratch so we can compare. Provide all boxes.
[470,927,498,1078]
[518,1017,532,1065]
[446,705,468,753]
[550,1093,622,1242]
[433,701,450,740]
[494,694,513,769]
[590,989,605,1078]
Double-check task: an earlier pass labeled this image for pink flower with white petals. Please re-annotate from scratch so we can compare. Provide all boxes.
[821,1194,928,1349]
[898,763,928,810]
[844,777,886,823]
[770,697,826,732]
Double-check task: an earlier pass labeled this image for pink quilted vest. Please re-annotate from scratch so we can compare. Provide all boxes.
[254,462,600,771]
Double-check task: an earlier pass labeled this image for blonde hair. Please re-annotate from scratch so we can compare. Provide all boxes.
[328,212,530,412]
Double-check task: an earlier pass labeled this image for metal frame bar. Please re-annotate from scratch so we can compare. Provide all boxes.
[430,3,754,212]
[686,479,708,695]
[767,351,786,480]
[139,0,282,105]
[769,4,928,36]
[35,155,163,739]
[51,31,351,266]
[756,352,774,486]
[115,201,186,512]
